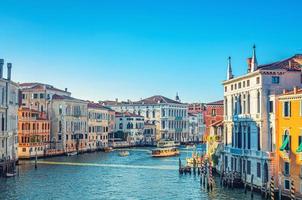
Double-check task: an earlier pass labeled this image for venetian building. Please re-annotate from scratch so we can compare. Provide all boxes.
[0,60,19,176]
[19,82,71,114]
[103,95,188,142]
[223,46,302,187]
[87,102,115,150]
[48,94,88,153]
[18,108,50,158]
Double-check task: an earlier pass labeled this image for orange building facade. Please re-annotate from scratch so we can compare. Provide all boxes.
[276,87,302,198]
[18,108,50,159]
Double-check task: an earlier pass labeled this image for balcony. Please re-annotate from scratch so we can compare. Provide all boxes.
[224,146,275,159]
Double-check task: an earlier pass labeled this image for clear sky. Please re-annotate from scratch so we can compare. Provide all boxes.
[0,0,301,103]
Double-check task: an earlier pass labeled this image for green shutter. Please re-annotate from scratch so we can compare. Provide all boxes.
[280,135,289,151]
[297,142,302,153]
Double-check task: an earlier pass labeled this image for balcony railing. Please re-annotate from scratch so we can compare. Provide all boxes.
[224,146,275,159]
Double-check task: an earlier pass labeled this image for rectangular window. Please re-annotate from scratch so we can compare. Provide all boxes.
[225,86,227,92]
[272,76,280,84]
[257,162,261,178]
[33,93,38,99]
[299,135,302,146]
[211,109,216,116]
[283,101,291,117]
[256,77,260,84]
[238,82,241,89]
[284,162,290,176]
[247,160,251,175]
[22,148,26,152]
[58,135,62,140]
[247,80,250,87]
[269,101,274,113]
[40,93,44,99]
[284,180,290,190]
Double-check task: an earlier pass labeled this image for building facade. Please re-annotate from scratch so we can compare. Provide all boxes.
[276,87,302,198]
[204,100,224,140]
[103,95,189,142]
[0,60,19,176]
[19,82,71,114]
[48,94,88,154]
[115,112,144,145]
[18,108,50,158]
[223,49,302,187]
[87,102,115,150]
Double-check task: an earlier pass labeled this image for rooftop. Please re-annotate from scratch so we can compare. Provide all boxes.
[115,111,143,118]
[20,82,70,94]
[258,54,302,71]
[206,100,224,106]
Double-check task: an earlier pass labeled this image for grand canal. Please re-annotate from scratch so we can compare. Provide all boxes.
[0,146,261,200]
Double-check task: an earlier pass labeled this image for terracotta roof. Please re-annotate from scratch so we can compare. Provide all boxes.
[20,82,70,94]
[88,102,114,111]
[136,95,182,105]
[52,94,85,102]
[206,100,224,106]
[115,111,143,118]
[280,87,302,96]
[258,54,302,71]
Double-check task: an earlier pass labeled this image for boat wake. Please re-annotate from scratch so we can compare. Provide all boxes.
[37,161,178,171]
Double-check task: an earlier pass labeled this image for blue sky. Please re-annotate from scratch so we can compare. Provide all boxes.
[0,0,301,103]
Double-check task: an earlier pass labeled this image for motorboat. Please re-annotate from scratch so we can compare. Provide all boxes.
[118,150,130,157]
[67,152,77,156]
[104,147,113,153]
[151,147,180,157]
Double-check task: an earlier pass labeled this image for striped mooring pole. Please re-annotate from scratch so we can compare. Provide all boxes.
[290,180,295,200]
[209,160,213,191]
[270,176,275,200]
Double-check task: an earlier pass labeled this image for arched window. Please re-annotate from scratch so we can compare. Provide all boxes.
[162,109,165,117]
[146,110,149,118]
[152,110,155,118]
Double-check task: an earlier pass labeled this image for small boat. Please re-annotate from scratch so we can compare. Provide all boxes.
[67,152,77,156]
[6,173,16,177]
[157,140,180,148]
[152,147,180,157]
[118,150,129,157]
[104,147,113,153]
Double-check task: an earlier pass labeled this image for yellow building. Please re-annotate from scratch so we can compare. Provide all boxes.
[277,87,302,199]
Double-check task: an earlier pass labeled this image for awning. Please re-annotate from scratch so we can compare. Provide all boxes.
[297,143,302,153]
[280,135,289,151]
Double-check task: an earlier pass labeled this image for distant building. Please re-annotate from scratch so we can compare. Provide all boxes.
[19,82,71,113]
[87,102,115,150]
[204,100,224,140]
[48,94,88,153]
[18,108,50,159]
[188,103,205,114]
[114,112,144,146]
[0,60,19,176]
[143,122,157,146]
[102,95,188,142]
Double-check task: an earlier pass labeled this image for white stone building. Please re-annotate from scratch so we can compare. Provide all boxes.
[48,94,88,153]
[103,95,189,142]
[223,47,302,187]
[114,112,144,145]
[0,60,19,175]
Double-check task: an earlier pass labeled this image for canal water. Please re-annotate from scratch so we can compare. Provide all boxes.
[0,146,262,200]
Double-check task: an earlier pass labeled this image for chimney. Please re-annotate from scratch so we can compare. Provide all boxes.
[0,59,3,79]
[247,57,252,73]
[283,89,287,94]
[294,86,298,94]
[7,63,12,80]
[65,88,68,92]
[115,98,118,102]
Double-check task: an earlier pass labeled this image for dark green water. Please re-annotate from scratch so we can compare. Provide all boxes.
[0,147,261,200]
